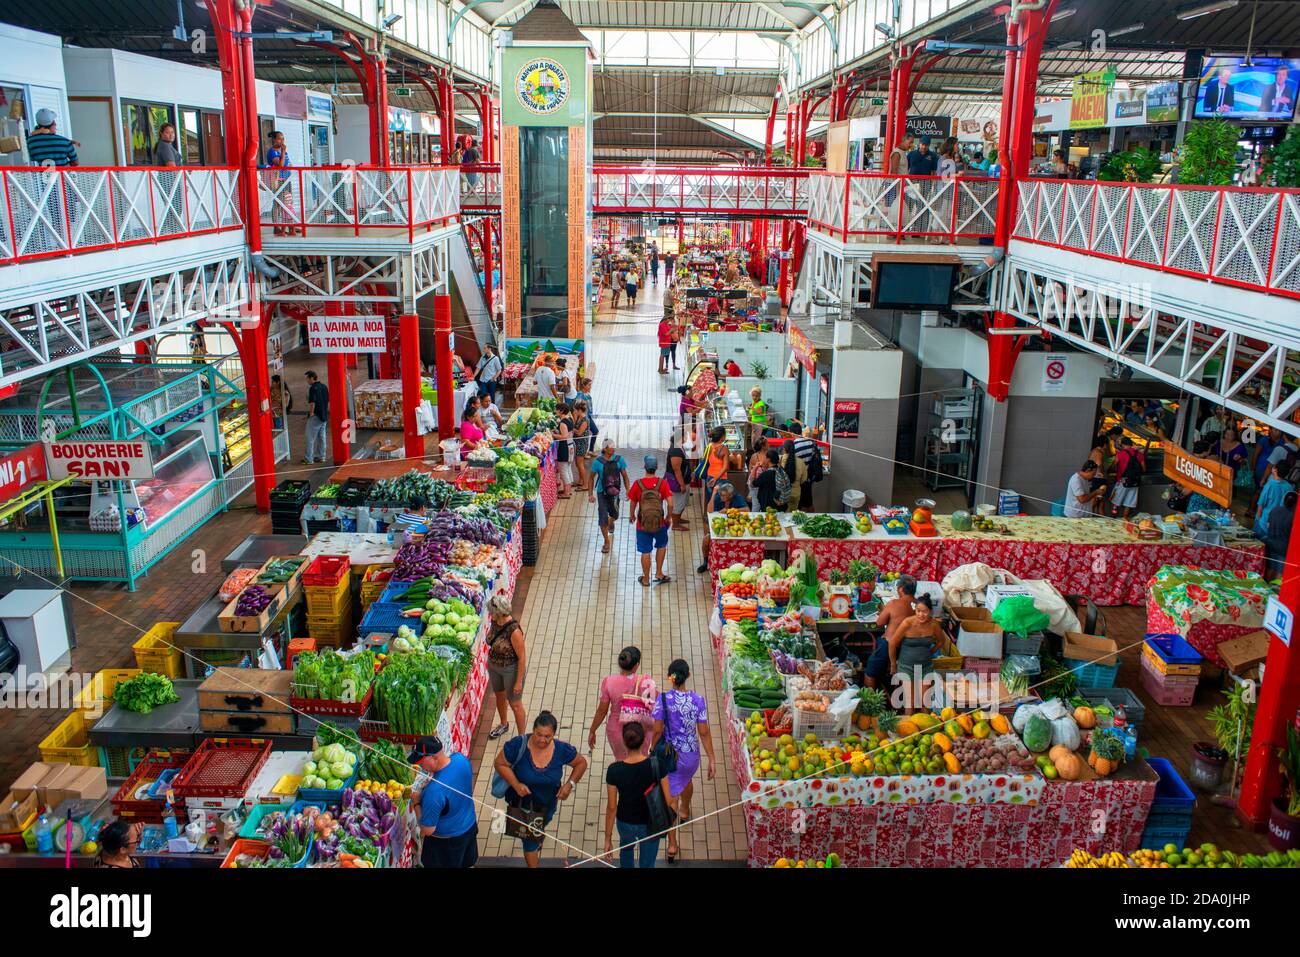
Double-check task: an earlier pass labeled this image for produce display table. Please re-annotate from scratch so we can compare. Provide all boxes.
[503,516,523,596]
[788,536,943,581]
[448,639,490,755]
[708,537,779,578]
[722,710,1157,867]
[929,517,1264,606]
[1144,565,1272,668]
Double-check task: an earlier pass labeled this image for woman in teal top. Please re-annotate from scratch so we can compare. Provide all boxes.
[1254,461,1294,538]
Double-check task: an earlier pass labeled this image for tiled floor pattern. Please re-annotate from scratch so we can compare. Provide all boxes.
[467,282,751,865]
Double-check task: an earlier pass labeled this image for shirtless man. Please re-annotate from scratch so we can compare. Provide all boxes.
[864,576,917,690]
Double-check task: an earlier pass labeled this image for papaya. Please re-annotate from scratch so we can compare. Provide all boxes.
[896,719,920,737]
[956,714,974,734]
[943,752,961,774]
[932,733,953,753]
[911,713,937,731]
[940,707,957,721]
[944,720,964,739]
[990,713,1010,735]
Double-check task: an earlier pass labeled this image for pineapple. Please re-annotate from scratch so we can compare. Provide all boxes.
[1089,730,1125,776]
[856,687,887,717]
[875,709,901,735]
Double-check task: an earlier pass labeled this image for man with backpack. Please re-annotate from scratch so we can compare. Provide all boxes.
[629,454,672,586]
[589,439,631,555]
[1110,436,1145,518]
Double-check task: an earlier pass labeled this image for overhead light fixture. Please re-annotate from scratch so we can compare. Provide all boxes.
[1176,0,1238,20]
[1108,22,1145,37]
[1051,7,1077,20]
[874,22,894,38]
[288,63,314,74]
[382,13,403,29]
[1054,40,1083,50]
[940,86,993,94]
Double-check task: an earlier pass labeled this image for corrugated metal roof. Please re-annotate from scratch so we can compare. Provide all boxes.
[595,112,757,149]
[594,67,780,115]
[496,0,810,31]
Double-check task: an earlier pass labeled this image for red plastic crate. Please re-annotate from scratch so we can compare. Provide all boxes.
[290,684,373,717]
[763,708,793,737]
[171,738,272,799]
[303,555,350,588]
[111,751,191,821]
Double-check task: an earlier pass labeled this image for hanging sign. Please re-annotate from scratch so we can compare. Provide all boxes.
[905,115,953,140]
[1146,81,1181,124]
[307,316,389,354]
[832,400,861,438]
[0,443,47,500]
[1162,440,1233,507]
[1266,594,1292,646]
[789,323,818,376]
[1041,354,1068,393]
[44,441,154,480]
[1070,68,1116,129]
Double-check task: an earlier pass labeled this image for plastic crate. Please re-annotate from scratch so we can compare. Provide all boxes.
[171,738,272,799]
[1140,655,1197,706]
[298,766,359,805]
[764,708,793,737]
[290,683,373,718]
[307,613,356,649]
[1079,687,1145,727]
[1142,634,1203,677]
[303,555,350,587]
[359,717,428,744]
[111,752,190,822]
[73,668,143,718]
[964,656,1001,676]
[1066,655,1119,689]
[304,577,352,617]
[380,580,421,604]
[1138,823,1192,851]
[338,477,374,507]
[38,710,99,767]
[98,744,150,778]
[360,602,410,637]
[133,623,183,678]
[270,480,311,503]
[1144,757,1196,829]
[791,702,851,741]
[1004,632,1044,656]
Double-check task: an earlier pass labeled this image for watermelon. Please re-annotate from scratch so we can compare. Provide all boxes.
[1023,714,1052,753]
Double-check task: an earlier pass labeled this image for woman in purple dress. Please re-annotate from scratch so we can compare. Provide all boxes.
[649,658,716,862]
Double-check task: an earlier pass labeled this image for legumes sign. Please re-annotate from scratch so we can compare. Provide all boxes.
[1162,440,1232,507]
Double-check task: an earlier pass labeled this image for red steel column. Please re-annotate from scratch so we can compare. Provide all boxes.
[240,303,278,512]
[777,219,791,306]
[433,294,455,440]
[324,302,351,466]
[400,313,423,459]
[483,217,495,318]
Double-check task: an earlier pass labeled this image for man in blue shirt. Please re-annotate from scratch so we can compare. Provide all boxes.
[1254,462,1294,539]
[410,736,478,868]
[907,135,938,176]
[27,109,79,167]
[708,481,749,513]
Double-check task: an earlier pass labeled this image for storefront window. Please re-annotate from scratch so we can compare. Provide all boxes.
[122,101,175,166]
[519,126,569,338]
[180,108,203,164]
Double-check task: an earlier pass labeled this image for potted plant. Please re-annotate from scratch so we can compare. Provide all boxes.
[750,361,769,380]
[1269,724,1300,851]
[1267,126,1300,187]
[1098,146,1163,183]
[1205,682,1253,791]
[1178,118,1240,185]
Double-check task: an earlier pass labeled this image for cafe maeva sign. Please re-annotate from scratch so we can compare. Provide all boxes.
[1070,68,1116,130]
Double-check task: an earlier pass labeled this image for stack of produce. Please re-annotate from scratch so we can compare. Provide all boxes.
[795,514,854,539]
[371,652,453,735]
[1067,846,1300,869]
[111,673,180,714]
[771,854,841,869]
[393,540,454,581]
[293,649,378,703]
[218,567,259,602]
[361,738,416,786]
[234,585,274,617]
[494,450,541,500]
[710,509,781,538]
[313,788,400,866]
[423,512,505,547]
[300,741,359,792]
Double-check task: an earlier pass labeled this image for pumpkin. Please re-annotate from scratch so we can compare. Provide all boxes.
[1074,706,1096,729]
[1049,745,1073,764]
[1054,753,1084,781]
[990,713,1010,735]
[943,752,961,774]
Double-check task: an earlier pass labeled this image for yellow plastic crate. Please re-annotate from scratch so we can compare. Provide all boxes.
[304,578,352,617]
[72,668,142,718]
[1141,641,1202,677]
[307,611,355,648]
[38,711,100,767]
[133,622,183,678]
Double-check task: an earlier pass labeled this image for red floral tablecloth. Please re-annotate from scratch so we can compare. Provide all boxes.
[790,537,943,581]
[503,515,523,598]
[1146,598,1256,669]
[449,639,489,755]
[708,538,766,580]
[722,707,1155,867]
[936,538,1263,606]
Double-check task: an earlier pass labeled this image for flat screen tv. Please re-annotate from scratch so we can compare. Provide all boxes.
[1194,57,1299,121]
[871,256,959,310]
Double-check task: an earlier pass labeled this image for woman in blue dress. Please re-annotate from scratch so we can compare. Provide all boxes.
[493,711,589,867]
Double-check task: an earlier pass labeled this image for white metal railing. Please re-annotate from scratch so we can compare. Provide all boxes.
[460,163,502,210]
[0,166,242,265]
[806,170,1000,243]
[1013,178,1300,299]
[258,165,460,240]
[591,166,809,215]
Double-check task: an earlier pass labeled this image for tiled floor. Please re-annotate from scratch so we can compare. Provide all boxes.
[466,281,751,866]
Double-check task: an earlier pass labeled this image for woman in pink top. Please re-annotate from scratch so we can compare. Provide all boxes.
[587,646,657,761]
[460,406,485,450]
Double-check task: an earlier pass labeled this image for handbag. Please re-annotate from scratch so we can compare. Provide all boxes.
[617,674,654,726]
[503,795,548,841]
[490,733,532,800]
[651,692,680,775]
[644,756,678,834]
[692,444,713,483]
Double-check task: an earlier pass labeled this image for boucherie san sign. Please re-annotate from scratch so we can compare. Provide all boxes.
[44,440,155,480]
[307,316,388,354]
[1162,440,1231,508]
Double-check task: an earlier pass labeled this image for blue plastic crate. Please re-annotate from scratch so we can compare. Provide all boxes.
[1071,659,1119,688]
[296,765,357,805]
[380,580,420,604]
[360,602,412,637]
[1139,823,1192,851]
[1148,757,1197,810]
[1144,633,1204,667]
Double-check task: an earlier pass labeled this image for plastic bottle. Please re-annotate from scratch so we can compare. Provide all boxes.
[1113,704,1128,731]
[34,814,53,853]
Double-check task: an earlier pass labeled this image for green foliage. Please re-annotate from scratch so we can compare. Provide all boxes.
[1098,146,1163,183]
[750,361,769,380]
[1206,682,1255,763]
[1179,119,1240,186]
[1267,126,1300,187]
[1280,724,1300,817]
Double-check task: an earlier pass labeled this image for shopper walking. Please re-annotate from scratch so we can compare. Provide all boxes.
[630,454,672,586]
[1254,462,1294,538]
[702,426,730,499]
[486,594,527,740]
[649,246,660,285]
[302,370,329,464]
[571,399,593,492]
[493,712,588,868]
[670,315,683,370]
[474,345,503,405]
[533,356,558,401]
[657,314,674,375]
[666,441,691,530]
[555,403,574,500]
[780,438,809,511]
[1265,491,1297,578]
[1110,436,1145,519]
[751,447,787,511]
[604,722,671,868]
[588,646,658,760]
[556,357,579,403]
[589,439,630,555]
[648,659,716,863]
[411,735,478,868]
[625,267,640,307]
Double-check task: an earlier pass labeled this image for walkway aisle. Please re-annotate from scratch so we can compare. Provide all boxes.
[470,278,750,865]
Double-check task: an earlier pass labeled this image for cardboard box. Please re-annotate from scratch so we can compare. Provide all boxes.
[0,789,38,832]
[957,620,1004,659]
[1218,629,1270,676]
[68,765,108,802]
[1063,631,1120,668]
[950,606,992,623]
[10,761,60,802]
[38,764,86,808]
[218,582,289,633]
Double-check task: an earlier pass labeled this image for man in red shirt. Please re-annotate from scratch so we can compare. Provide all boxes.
[629,454,672,586]
[657,317,674,375]
[723,358,743,378]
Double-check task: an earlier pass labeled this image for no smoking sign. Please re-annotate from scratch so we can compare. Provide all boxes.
[1042,355,1068,393]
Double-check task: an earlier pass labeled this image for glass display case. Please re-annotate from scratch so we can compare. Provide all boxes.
[1099,408,1168,480]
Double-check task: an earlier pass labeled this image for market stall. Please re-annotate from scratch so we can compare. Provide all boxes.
[1145,565,1273,668]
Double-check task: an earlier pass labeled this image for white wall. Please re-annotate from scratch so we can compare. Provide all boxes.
[333,104,373,164]
[0,23,70,149]
[707,330,787,377]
